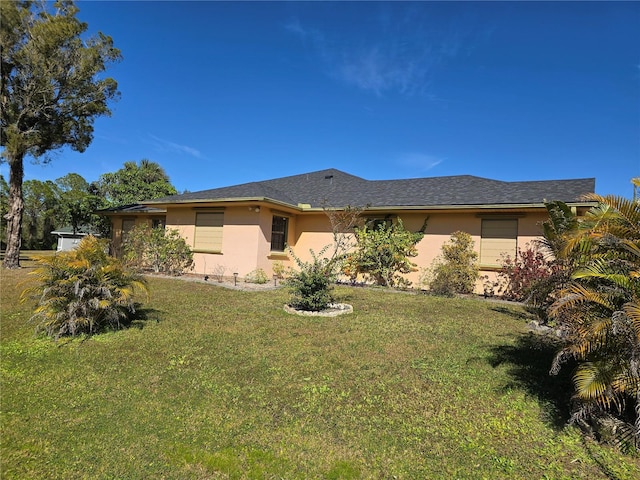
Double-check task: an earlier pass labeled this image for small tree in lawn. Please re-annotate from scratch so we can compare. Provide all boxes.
[285,205,365,311]
[286,245,336,312]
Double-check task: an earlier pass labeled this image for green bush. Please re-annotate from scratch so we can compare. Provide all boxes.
[123,224,193,275]
[345,218,423,287]
[426,231,479,296]
[286,246,334,312]
[21,236,148,339]
[244,268,268,284]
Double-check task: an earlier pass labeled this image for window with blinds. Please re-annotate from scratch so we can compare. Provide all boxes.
[480,219,518,266]
[194,212,224,251]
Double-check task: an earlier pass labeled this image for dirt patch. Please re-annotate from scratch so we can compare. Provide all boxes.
[283,303,353,317]
[145,273,282,291]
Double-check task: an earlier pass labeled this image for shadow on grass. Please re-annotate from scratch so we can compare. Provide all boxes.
[490,305,534,321]
[488,332,575,430]
[125,305,165,330]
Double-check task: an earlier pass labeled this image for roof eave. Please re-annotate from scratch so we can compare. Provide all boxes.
[143,196,303,211]
[299,201,599,212]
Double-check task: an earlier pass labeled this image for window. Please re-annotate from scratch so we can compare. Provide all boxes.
[152,217,166,229]
[365,215,395,229]
[194,212,223,251]
[271,215,288,252]
[122,219,135,242]
[480,219,518,266]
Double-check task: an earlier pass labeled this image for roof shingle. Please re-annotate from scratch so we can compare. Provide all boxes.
[146,168,595,208]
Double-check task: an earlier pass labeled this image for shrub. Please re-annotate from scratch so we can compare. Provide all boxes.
[244,268,268,284]
[498,245,553,302]
[21,236,148,339]
[425,231,479,296]
[272,261,290,280]
[123,224,193,275]
[346,218,423,287]
[286,246,334,312]
[211,264,226,282]
[497,245,564,321]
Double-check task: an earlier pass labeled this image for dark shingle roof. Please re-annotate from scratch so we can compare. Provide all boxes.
[145,168,595,209]
[97,204,167,214]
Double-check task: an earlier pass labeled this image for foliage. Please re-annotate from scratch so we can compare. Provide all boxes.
[497,201,582,322]
[344,218,424,287]
[498,246,555,301]
[426,231,479,296]
[96,159,177,207]
[286,246,335,311]
[21,179,61,250]
[244,268,268,284]
[540,200,580,261]
[1,0,121,268]
[56,173,102,235]
[122,224,193,276]
[18,174,103,250]
[549,193,640,450]
[498,245,566,321]
[21,236,147,339]
[272,261,290,280]
[323,205,366,262]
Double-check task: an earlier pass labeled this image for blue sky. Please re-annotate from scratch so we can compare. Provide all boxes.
[6,1,640,197]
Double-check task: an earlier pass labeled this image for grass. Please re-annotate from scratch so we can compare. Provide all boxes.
[2,258,639,479]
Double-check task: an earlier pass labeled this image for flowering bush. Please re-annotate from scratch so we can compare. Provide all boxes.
[498,246,553,302]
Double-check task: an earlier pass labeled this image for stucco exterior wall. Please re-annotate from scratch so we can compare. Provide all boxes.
[165,206,263,279]
[109,204,550,293]
[282,209,549,292]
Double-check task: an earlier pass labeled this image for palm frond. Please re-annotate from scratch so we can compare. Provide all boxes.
[574,362,616,408]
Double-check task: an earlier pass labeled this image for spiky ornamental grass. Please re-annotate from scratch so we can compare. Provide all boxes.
[21,236,147,339]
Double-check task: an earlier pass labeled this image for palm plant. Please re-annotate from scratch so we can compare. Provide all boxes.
[22,236,148,339]
[549,193,640,449]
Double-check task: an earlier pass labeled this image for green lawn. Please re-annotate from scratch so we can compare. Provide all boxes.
[2,263,639,479]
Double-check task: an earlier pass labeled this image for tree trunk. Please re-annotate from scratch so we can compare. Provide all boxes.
[3,156,25,269]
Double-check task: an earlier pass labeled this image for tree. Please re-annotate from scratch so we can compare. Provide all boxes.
[22,178,61,249]
[1,0,121,268]
[96,159,177,207]
[549,193,640,450]
[344,218,424,287]
[0,175,9,249]
[56,173,101,234]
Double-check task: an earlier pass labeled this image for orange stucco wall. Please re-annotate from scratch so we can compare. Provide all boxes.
[110,204,549,292]
[286,210,549,291]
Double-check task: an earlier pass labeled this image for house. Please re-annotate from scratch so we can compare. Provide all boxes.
[100,168,595,291]
[52,226,101,252]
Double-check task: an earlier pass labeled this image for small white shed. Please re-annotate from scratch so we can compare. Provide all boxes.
[52,227,100,252]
